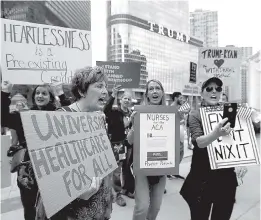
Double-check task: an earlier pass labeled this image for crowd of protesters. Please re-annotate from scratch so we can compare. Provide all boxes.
[1,65,260,220]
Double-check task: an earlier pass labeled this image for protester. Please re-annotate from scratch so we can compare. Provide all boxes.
[1,81,70,220]
[180,77,248,220]
[46,66,114,220]
[168,91,187,180]
[127,79,168,220]
[104,85,135,207]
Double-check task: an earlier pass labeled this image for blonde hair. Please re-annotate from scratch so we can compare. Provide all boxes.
[143,79,166,106]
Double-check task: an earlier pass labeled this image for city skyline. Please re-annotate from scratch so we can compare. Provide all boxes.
[189,0,260,53]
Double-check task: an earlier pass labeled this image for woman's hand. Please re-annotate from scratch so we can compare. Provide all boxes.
[1,81,13,93]
[213,118,232,138]
[51,79,64,96]
[112,84,122,98]
[130,111,137,125]
[235,166,248,179]
[78,177,102,200]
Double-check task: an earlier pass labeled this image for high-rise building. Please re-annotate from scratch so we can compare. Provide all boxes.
[247,51,261,110]
[240,47,253,103]
[107,0,203,105]
[190,9,218,47]
[1,1,91,30]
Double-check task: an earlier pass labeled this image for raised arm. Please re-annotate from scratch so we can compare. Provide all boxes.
[1,82,21,129]
[189,110,231,149]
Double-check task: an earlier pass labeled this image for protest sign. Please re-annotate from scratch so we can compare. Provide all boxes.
[189,62,197,84]
[20,111,117,218]
[133,106,180,176]
[200,106,260,169]
[96,61,141,90]
[1,18,92,84]
[198,47,242,83]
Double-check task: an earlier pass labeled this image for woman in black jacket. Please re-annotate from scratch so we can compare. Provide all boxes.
[104,85,135,206]
[1,81,70,220]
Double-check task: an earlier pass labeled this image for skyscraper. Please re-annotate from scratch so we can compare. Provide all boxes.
[1,1,91,30]
[190,9,218,47]
[240,47,253,103]
[107,0,203,105]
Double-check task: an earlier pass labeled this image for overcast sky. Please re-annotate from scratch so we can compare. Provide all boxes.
[189,0,261,54]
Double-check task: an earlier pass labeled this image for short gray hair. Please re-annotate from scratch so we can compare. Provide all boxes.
[71,66,108,101]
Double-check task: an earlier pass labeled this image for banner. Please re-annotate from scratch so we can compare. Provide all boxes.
[1,18,92,84]
[200,106,260,169]
[96,61,141,89]
[20,111,117,218]
[189,62,197,84]
[133,106,180,176]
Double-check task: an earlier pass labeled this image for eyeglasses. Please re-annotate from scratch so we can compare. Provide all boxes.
[205,86,222,93]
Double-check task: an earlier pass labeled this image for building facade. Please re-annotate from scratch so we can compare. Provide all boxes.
[240,47,253,103]
[190,9,218,47]
[247,51,261,110]
[107,0,203,105]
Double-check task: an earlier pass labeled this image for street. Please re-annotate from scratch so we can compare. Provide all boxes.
[1,135,260,220]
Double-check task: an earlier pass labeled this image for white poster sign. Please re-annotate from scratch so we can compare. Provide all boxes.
[139,113,176,169]
[198,47,242,83]
[1,18,92,84]
[200,106,260,169]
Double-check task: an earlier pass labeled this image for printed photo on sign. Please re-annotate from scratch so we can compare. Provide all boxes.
[199,106,260,169]
[96,61,141,90]
[20,111,117,218]
[1,18,92,85]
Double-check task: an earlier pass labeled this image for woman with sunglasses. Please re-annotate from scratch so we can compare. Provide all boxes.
[180,77,247,220]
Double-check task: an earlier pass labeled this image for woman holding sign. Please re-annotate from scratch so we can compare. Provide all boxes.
[1,81,70,220]
[127,79,168,220]
[180,77,247,220]
[46,66,114,220]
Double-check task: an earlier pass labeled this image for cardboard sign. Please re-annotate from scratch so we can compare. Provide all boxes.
[1,18,92,84]
[133,106,180,176]
[200,106,260,169]
[198,47,242,84]
[20,111,117,218]
[189,62,197,84]
[96,61,141,89]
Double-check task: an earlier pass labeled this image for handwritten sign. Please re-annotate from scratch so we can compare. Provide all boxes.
[96,61,141,90]
[133,106,180,176]
[198,47,242,84]
[20,111,117,218]
[1,18,92,84]
[200,106,260,169]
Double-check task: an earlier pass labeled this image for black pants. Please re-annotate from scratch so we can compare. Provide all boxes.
[188,184,236,220]
[122,148,135,194]
[18,180,38,220]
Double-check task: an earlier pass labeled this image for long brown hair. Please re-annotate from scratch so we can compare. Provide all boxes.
[143,79,166,106]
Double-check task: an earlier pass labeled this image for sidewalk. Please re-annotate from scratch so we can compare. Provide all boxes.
[1,155,260,220]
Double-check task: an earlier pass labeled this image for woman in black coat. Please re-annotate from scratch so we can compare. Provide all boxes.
[1,81,70,220]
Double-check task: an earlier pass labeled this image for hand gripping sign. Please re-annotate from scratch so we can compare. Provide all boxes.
[20,111,117,218]
[199,105,260,169]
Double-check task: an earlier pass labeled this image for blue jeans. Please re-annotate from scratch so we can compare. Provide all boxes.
[132,175,166,220]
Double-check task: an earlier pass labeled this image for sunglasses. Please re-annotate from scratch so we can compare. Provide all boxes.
[205,86,222,92]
